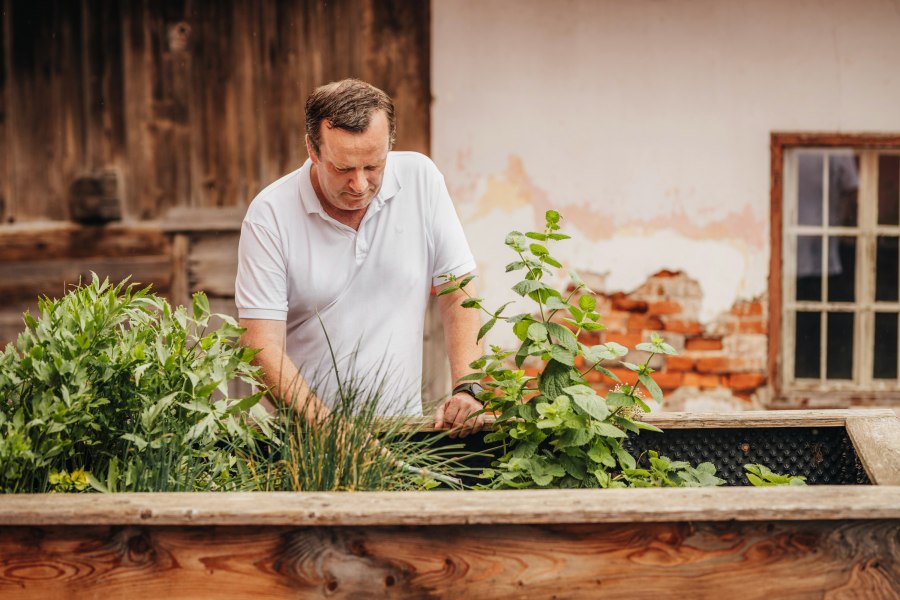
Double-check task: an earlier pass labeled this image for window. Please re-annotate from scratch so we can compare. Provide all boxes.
[772,134,900,403]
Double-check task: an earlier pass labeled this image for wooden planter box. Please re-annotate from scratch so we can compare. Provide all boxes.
[1,409,898,598]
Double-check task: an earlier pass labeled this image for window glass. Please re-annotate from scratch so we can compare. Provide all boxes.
[828,153,859,227]
[826,312,854,380]
[874,312,898,379]
[878,155,900,226]
[794,311,821,379]
[826,236,855,303]
[875,236,899,302]
[795,235,822,301]
[797,153,824,226]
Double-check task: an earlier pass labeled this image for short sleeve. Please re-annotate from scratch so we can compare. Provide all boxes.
[234,220,289,320]
[429,167,476,287]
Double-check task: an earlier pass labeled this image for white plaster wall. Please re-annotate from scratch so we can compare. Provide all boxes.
[432,0,900,344]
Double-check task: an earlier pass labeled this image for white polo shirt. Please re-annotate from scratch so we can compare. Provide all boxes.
[235,151,476,415]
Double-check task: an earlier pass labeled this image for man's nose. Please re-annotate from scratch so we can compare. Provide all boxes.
[349,170,367,193]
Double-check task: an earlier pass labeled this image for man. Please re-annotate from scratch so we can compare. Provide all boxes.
[235,79,485,437]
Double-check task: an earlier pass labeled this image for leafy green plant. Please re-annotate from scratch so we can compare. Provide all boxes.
[622,451,724,487]
[0,275,465,493]
[442,210,721,489]
[744,463,808,486]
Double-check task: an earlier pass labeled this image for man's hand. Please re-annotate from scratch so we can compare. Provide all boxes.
[434,392,486,439]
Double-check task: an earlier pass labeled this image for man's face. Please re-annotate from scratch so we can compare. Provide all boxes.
[307,110,390,213]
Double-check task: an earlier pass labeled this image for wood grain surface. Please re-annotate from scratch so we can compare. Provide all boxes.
[0,520,897,599]
[846,416,900,485]
[1,486,899,527]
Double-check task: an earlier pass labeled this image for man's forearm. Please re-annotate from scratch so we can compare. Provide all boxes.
[240,319,331,423]
[436,283,484,383]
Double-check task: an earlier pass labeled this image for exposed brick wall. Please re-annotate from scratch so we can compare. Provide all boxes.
[580,270,769,412]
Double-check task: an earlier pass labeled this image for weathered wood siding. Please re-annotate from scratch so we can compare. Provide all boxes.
[0,0,431,344]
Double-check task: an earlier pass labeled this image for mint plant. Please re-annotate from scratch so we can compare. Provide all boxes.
[744,463,808,486]
[441,210,722,489]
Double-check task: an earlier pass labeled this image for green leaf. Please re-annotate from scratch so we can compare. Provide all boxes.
[578,295,596,311]
[539,360,571,400]
[548,233,571,241]
[478,317,497,342]
[527,322,548,342]
[512,280,545,296]
[545,296,569,311]
[565,385,609,421]
[638,372,664,403]
[525,232,548,241]
[546,210,560,224]
[593,421,626,438]
[437,284,460,296]
[549,345,575,366]
[461,298,482,308]
[506,261,527,272]
[543,256,562,268]
[545,322,578,353]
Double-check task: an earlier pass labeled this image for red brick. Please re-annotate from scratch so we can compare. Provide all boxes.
[664,319,703,335]
[628,313,664,331]
[695,356,730,374]
[731,300,764,317]
[682,373,723,388]
[684,337,724,351]
[664,355,692,371]
[728,372,767,391]
[647,300,682,316]
[596,367,639,387]
[737,319,767,335]
[651,269,683,279]
[651,371,684,390]
[602,332,643,349]
[610,293,648,313]
[600,311,630,332]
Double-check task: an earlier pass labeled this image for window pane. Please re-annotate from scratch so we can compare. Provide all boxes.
[826,312,854,380]
[876,236,899,302]
[874,313,898,380]
[796,235,822,301]
[797,153,824,226]
[828,153,859,227]
[878,155,900,226]
[827,236,856,302]
[795,311,821,379]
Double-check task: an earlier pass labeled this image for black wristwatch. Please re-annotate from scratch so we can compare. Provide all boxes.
[452,381,484,402]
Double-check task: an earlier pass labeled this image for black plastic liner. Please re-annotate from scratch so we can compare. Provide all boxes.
[413,425,870,487]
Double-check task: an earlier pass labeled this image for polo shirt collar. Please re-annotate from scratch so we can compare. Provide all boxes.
[299,153,402,216]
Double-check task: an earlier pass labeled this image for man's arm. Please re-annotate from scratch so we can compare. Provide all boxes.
[240,318,330,423]
[434,276,486,438]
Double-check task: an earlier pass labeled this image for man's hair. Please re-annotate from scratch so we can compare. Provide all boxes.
[305,79,396,155]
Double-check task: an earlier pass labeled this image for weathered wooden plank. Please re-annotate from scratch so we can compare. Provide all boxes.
[362,0,431,155]
[160,206,245,232]
[1,486,899,527]
[169,232,189,308]
[846,415,900,485]
[188,233,239,297]
[0,222,169,261]
[0,520,897,598]
[5,0,86,221]
[0,0,10,224]
[405,409,895,434]
[0,255,172,302]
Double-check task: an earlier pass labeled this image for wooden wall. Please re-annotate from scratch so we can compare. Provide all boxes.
[0,0,431,345]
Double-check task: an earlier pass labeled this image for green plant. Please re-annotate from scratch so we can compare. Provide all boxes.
[0,274,469,493]
[744,463,808,486]
[442,210,722,489]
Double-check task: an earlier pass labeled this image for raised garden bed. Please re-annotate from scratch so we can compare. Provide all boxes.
[1,408,898,598]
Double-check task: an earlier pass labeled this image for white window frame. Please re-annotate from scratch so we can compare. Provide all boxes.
[781,147,900,395]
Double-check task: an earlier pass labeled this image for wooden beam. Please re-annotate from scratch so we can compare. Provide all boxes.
[846,415,900,485]
[0,486,898,527]
[0,520,897,598]
[0,222,169,261]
